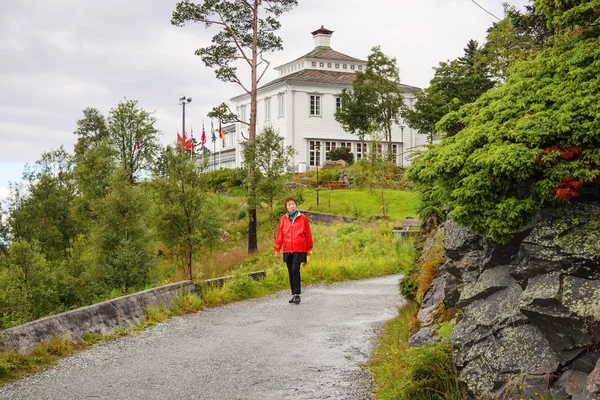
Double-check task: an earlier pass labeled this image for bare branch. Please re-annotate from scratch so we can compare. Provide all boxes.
[256,55,271,84]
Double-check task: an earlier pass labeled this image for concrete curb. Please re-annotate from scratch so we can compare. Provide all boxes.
[0,271,265,354]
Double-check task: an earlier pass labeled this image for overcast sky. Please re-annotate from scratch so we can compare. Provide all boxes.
[0,0,530,200]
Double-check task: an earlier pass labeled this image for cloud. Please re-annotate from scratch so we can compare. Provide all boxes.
[0,0,529,185]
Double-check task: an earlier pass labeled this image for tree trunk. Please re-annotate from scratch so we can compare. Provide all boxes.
[247,0,259,254]
[187,240,192,281]
[270,203,275,241]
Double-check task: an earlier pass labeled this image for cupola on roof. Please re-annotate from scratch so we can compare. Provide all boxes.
[270,26,367,82]
[311,25,334,49]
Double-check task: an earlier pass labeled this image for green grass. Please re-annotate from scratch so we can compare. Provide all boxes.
[369,225,465,400]
[198,222,417,304]
[298,188,419,221]
[369,306,465,400]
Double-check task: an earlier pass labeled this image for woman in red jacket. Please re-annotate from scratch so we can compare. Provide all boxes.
[274,197,313,304]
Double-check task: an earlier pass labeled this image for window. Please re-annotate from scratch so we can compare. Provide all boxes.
[309,140,321,166]
[325,141,337,160]
[358,66,363,70]
[392,144,398,165]
[264,97,271,121]
[327,63,332,67]
[340,142,352,151]
[319,62,324,67]
[351,65,355,70]
[312,62,316,66]
[335,96,342,112]
[335,63,339,68]
[310,95,321,116]
[278,93,285,117]
[356,142,368,160]
[239,105,247,122]
[343,64,347,69]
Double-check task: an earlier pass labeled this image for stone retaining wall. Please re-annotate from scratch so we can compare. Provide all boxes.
[0,271,266,354]
[299,209,357,224]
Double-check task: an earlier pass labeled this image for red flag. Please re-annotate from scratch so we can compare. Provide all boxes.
[219,121,225,142]
[184,131,191,153]
[136,141,141,150]
[201,123,206,146]
[177,132,182,145]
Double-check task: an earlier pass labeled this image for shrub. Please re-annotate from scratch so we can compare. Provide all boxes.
[328,147,354,164]
[407,12,600,243]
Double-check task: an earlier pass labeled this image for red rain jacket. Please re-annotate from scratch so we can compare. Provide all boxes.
[274,212,313,253]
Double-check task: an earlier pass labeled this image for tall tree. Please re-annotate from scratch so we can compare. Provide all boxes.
[403,40,494,141]
[480,3,552,81]
[335,46,403,159]
[73,107,110,158]
[91,168,156,292]
[243,127,295,239]
[8,148,78,262]
[107,99,160,184]
[72,108,117,227]
[171,0,298,254]
[151,146,222,281]
[407,0,600,243]
[335,85,376,153]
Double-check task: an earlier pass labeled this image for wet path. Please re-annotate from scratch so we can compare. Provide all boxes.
[0,275,403,400]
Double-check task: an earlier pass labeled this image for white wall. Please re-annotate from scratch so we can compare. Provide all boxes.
[230,78,426,170]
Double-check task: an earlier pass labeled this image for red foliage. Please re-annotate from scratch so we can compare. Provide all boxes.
[559,146,582,160]
[536,145,583,166]
[550,176,584,202]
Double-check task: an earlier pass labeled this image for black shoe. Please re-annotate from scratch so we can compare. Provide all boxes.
[289,296,296,303]
[293,295,301,304]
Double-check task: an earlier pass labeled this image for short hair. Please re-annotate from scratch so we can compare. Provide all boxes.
[283,196,297,207]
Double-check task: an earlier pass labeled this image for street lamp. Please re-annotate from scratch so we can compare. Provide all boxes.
[315,141,320,207]
[179,94,192,139]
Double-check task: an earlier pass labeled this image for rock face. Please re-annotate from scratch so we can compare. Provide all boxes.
[412,202,600,399]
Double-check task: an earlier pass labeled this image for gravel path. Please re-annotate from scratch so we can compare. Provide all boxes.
[0,274,404,400]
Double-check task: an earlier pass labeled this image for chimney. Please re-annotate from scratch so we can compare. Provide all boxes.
[311,25,334,49]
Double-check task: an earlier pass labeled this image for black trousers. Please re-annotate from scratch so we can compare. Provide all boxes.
[284,252,306,295]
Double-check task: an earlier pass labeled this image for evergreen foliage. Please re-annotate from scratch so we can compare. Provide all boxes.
[90,168,157,292]
[8,148,78,262]
[327,146,354,164]
[403,40,495,141]
[407,1,600,243]
[480,3,552,81]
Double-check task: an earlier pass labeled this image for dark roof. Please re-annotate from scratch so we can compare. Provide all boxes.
[291,47,365,63]
[311,26,334,35]
[258,70,357,90]
[257,69,422,92]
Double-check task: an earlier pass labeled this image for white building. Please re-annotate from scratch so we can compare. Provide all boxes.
[208,26,428,171]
